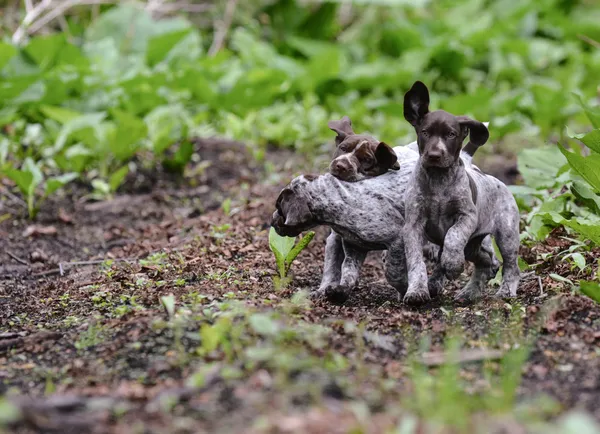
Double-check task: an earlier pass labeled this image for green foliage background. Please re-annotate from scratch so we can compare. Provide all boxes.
[1,0,600,242]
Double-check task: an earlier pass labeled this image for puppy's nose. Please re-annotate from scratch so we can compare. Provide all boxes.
[425,149,442,161]
[331,159,349,174]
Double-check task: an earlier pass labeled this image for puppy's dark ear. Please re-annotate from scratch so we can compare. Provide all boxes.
[457,116,489,149]
[328,116,354,144]
[375,142,399,170]
[278,189,312,227]
[403,81,430,127]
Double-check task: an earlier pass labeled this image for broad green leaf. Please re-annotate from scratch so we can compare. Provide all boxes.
[1,168,34,196]
[549,273,573,285]
[579,281,600,304]
[558,144,600,193]
[578,129,600,154]
[571,181,600,214]
[146,29,191,67]
[109,109,147,161]
[24,34,66,70]
[561,219,600,245]
[572,93,600,129]
[285,231,315,273]
[0,42,17,71]
[269,227,295,277]
[41,105,83,124]
[249,313,279,336]
[85,4,190,56]
[109,166,129,192]
[144,105,191,155]
[517,146,567,189]
[45,173,77,196]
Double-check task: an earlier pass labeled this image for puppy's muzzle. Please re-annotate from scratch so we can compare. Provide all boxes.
[329,158,357,180]
[271,210,303,237]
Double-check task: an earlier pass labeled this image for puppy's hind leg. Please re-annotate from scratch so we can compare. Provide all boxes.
[427,247,445,298]
[494,211,521,299]
[455,237,495,304]
[385,240,408,300]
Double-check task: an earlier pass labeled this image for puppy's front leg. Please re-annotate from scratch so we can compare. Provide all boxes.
[325,241,367,304]
[441,213,477,280]
[403,201,430,306]
[316,231,345,296]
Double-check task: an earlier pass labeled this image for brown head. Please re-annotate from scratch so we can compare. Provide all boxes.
[327,116,400,182]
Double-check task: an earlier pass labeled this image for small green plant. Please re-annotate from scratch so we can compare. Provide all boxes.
[268,227,315,289]
[579,281,600,304]
[1,158,77,219]
[75,320,107,350]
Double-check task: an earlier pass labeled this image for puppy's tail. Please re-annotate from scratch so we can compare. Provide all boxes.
[462,121,489,158]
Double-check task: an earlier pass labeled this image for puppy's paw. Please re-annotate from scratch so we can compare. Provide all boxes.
[308,289,326,300]
[403,283,431,306]
[427,275,445,298]
[454,285,482,305]
[324,284,350,305]
[494,286,516,299]
[441,252,465,280]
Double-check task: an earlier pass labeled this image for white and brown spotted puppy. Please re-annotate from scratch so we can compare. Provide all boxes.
[328,117,400,181]
[402,81,520,306]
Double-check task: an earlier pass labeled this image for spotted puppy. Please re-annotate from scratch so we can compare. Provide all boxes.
[401,81,520,305]
[325,116,498,295]
[271,166,417,303]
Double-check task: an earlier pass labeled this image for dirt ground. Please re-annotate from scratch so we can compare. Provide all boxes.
[1,140,599,434]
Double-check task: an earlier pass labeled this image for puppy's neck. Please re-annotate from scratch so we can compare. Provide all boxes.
[418,158,464,187]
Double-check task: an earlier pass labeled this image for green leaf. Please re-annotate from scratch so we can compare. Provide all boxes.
[1,167,34,196]
[579,281,600,304]
[269,227,294,278]
[549,273,573,285]
[109,109,147,161]
[108,165,129,192]
[569,253,586,272]
[558,144,600,193]
[162,140,193,174]
[146,29,191,67]
[24,33,66,70]
[249,313,279,336]
[160,294,176,319]
[578,129,600,154]
[40,105,83,124]
[0,397,21,425]
[46,173,77,196]
[285,231,315,273]
[0,42,17,71]
[517,146,567,189]
[572,93,600,129]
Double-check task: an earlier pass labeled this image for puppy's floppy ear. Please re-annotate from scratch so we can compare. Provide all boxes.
[328,116,354,144]
[277,188,312,227]
[403,81,430,127]
[457,116,489,148]
[375,142,400,170]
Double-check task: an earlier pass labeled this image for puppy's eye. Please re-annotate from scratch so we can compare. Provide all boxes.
[340,145,349,152]
[447,132,457,139]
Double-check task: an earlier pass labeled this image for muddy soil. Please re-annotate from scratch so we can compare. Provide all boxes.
[0,140,598,434]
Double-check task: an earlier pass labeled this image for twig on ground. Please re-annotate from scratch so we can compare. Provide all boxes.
[208,0,238,56]
[421,348,504,367]
[33,257,136,278]
[6,250,29,266]
[538,276,544,295]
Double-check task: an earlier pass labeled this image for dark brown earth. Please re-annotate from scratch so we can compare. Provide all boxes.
[0,140,599,434]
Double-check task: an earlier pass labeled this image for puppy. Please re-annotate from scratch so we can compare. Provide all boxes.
[327,117,400,182]
[271,168,416,304]
[401,81,520,305]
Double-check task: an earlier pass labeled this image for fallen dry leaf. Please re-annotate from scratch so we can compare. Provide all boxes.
[22,225,57,237]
